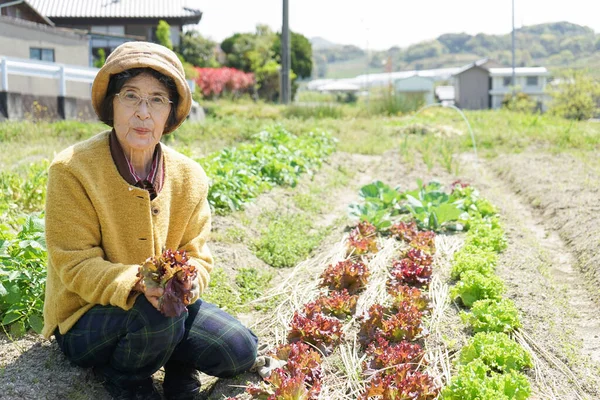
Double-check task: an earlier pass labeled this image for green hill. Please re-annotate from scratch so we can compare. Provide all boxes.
[312,21,600,79]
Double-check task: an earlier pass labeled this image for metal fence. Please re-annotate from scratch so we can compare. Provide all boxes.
[0,56,98,96]
[0,56,196,96]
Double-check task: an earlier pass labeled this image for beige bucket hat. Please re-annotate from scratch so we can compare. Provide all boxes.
[91,41,192,134]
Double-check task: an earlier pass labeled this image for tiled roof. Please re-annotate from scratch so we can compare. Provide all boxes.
[27,0,201,19]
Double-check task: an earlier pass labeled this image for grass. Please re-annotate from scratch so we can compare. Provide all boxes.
[253,212,329,268]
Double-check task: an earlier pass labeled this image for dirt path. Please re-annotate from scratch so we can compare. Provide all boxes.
[461,154,600,399]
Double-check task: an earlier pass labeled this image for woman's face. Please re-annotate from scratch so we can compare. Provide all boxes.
[112,73,171,155]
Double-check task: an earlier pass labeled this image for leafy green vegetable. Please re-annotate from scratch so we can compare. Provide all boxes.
[441,359,531,400]
[0,215,47,335]
[461,298,522,333]
[458,332,532,373]
[451,271,505,307]
[198,125,336,215]
[465,217,507,253]
[399,180,465,232]
[450,245,498,280]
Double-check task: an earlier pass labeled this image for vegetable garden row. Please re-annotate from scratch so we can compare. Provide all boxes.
[238,179,533,399]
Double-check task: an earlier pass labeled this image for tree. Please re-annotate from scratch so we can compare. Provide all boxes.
[272,30,313,79]
[502,92,537,113]
[221,25,276,73]
[437,33,472,54]
[404,40,448,62]
[548,70,600,120]
[93,48,106,68]
[156,20,173,50]
[178,30,219,67]
[220,25,281,100]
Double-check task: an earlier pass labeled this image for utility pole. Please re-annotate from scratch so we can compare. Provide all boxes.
[511,0,516,99]
[281,0,291,104]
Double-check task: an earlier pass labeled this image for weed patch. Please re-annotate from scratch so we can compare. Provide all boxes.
[253,213,327,268]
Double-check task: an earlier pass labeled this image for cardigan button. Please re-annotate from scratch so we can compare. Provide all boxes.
[151,206,160,216]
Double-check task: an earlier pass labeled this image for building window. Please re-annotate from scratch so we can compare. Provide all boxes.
[503,77,513,87]
[526,76,539,86]
[30,48,55,62]
[91,25,125,36]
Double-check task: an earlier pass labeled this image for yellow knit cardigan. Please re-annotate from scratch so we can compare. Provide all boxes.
[42,131,213,338]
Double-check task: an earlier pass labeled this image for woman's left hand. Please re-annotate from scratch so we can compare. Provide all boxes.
[189,279,200,300]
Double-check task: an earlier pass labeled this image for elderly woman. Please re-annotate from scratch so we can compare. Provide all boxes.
[42,42,258,400]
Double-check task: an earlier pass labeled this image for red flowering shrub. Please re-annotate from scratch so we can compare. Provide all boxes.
[347,221,379,255]
[195,67,254,98]
[320,259,370,294]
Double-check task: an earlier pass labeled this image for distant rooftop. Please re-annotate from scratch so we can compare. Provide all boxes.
[27,0,202,20]
[489,67,550,77]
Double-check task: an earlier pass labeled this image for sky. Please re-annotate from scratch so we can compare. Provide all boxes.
[191,0,600,50]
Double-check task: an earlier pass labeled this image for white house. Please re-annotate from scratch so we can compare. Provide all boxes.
[394,75,435,105]
[488,67,551,111]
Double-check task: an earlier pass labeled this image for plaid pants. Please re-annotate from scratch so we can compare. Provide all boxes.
[54,295,258,388]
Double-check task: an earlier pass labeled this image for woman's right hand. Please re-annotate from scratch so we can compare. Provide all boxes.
[134,279,163,310]
[144,286,164,310]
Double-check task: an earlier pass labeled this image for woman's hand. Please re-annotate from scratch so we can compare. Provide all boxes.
[144,286,164,310]
[133,279,164,310]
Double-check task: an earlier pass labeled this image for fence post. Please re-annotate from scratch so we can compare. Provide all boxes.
[1,58,8,92]
[58,65,67,119]
[0,58,8,120]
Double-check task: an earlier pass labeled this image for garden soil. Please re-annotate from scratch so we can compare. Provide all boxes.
[2,150,600,399]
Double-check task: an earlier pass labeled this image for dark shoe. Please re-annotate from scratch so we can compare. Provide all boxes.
[163,367,202,400]
[94,370,161,400]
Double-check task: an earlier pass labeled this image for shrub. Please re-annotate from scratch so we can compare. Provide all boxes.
[502,92,537,113]
[195,67,254,98]
[547,69,600,120]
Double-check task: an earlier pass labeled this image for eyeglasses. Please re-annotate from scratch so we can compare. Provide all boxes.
[116,90,172,111]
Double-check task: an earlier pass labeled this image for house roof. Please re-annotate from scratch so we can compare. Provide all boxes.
[489,67,550,77]
[454,58,493,76]
[27,0,202,20]
[13,0,55,26]
[318,81,360,92]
